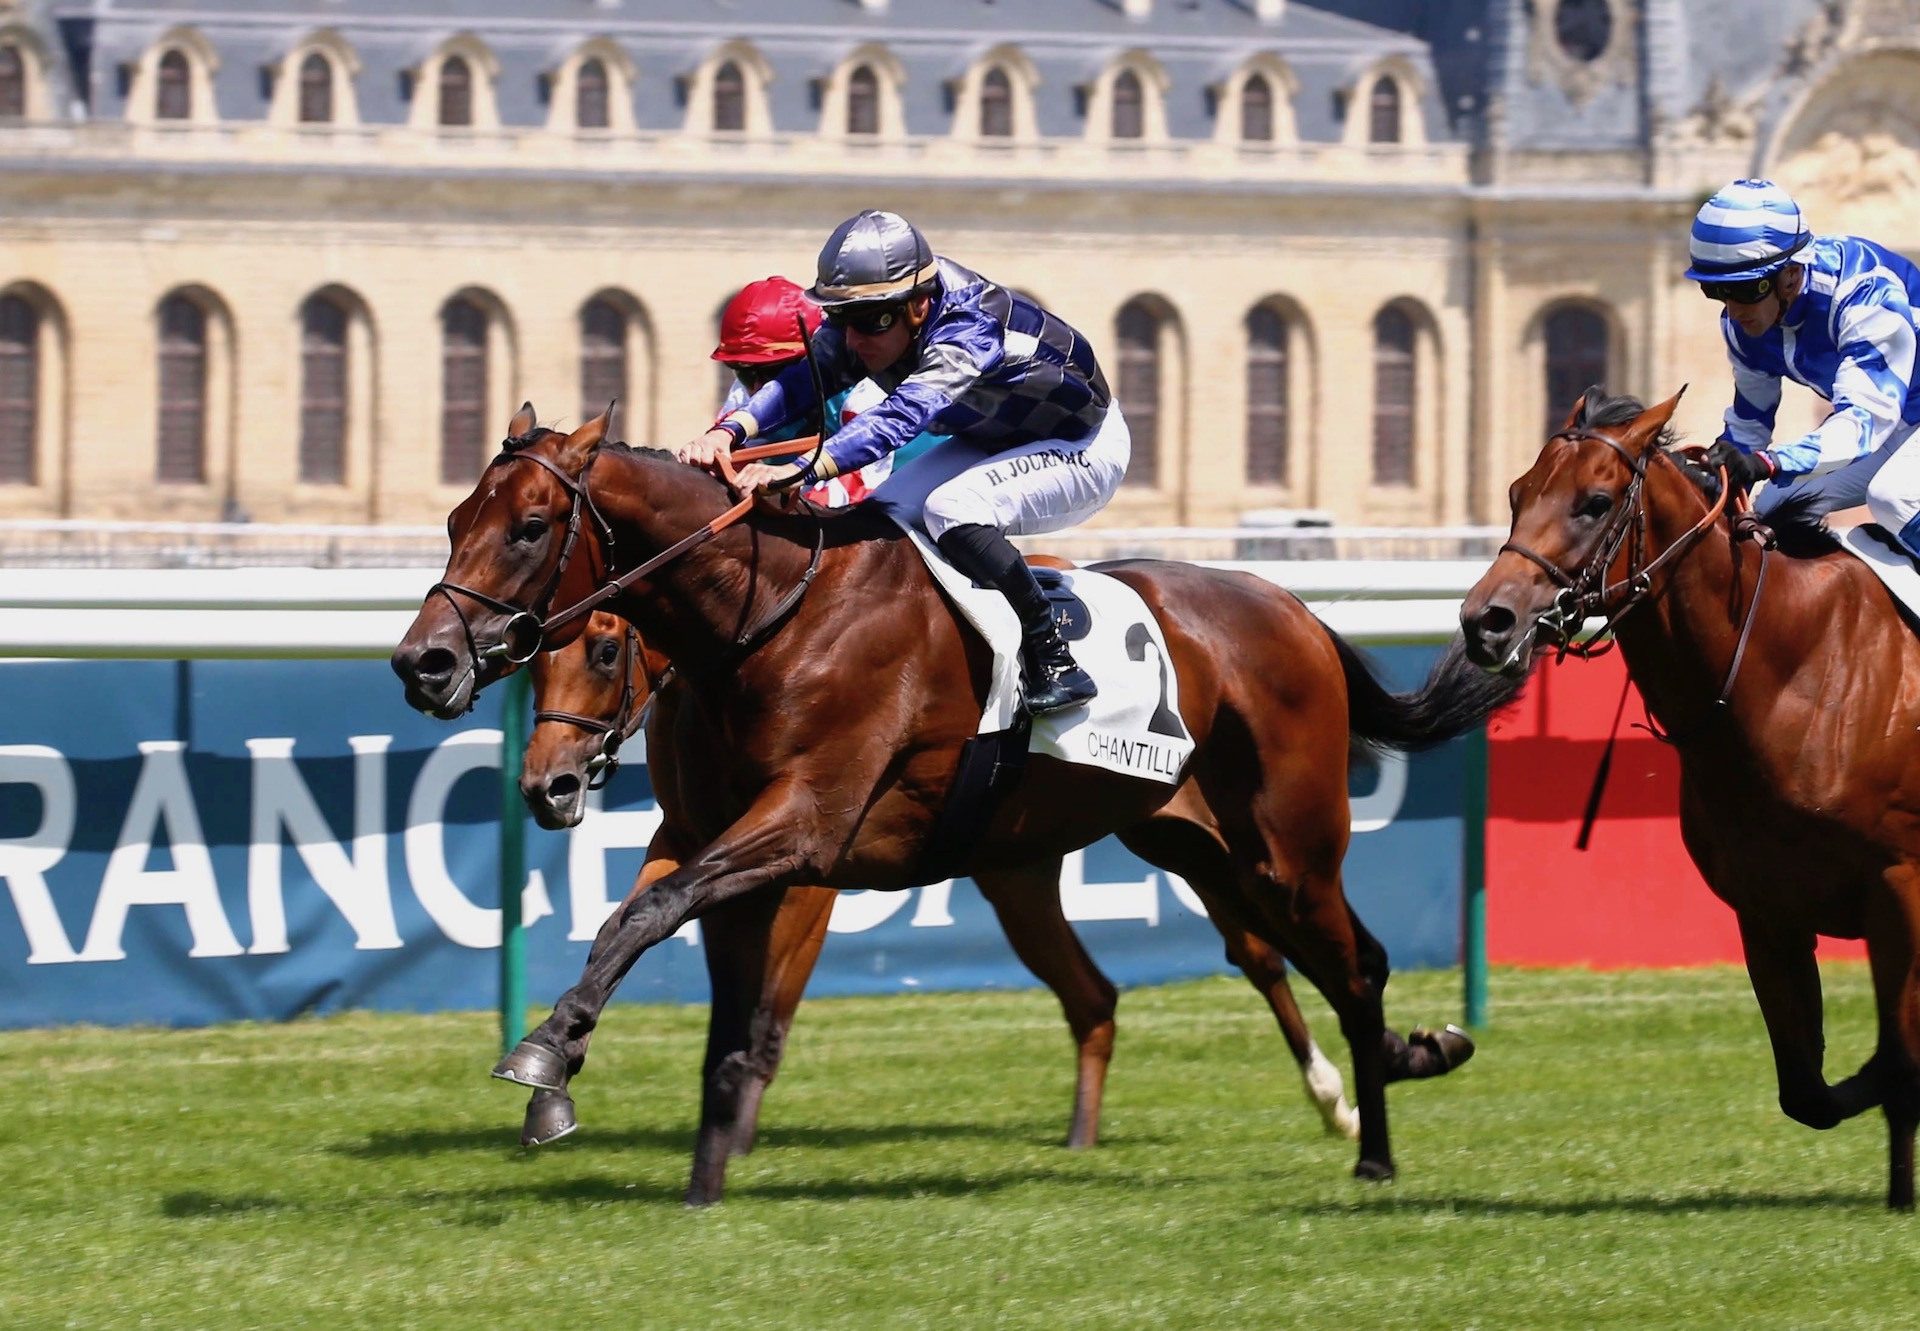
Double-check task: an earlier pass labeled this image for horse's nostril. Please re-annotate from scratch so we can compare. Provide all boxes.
[1474,605,1517,638]
[414,647,457,683]
[546,773,582,803]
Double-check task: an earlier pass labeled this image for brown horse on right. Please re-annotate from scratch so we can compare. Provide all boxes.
[1462,387,1920,1210]
[517,610,1361,1202]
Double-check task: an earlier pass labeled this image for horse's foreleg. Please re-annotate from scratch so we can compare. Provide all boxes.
[520,842,687,1146]
[725,887,836,1159]
[496,784,827,1105]
[974,857,1118,1149]
[1737,915,1865,1131]
[686,884,800,1207]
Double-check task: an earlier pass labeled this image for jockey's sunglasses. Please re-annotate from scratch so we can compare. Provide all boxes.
[1698,273,1777,304]
[824,304,904,335]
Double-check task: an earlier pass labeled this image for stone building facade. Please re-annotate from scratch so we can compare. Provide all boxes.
[0,0,1912,528]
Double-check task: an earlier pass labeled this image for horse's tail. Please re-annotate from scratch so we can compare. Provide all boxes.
[1325,626,1523,752]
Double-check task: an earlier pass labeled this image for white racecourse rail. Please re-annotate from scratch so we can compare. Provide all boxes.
[0,561,1483,658]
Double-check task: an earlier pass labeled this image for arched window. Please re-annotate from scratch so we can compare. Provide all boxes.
[157,294,206,482]
[299,295,348,484]
[440,299,488,483]
[980,66,1013,138]
[1372,304,1415,486]
[1543,305,1611,434]
[1241,73,1273,143]
[580,298,626,427]
[0,295,37,484]
[156,49,191,121]
[1111,69,1144,140]
[713,60,745,132]
[1246,306,1290,485]
[576,57,609,130]
[1117,299,1161,487]
[1368,76,1400,145]
[438,55,472,128]
[846,64,879,135]
[298,52,332,124]
[0,45,25,120]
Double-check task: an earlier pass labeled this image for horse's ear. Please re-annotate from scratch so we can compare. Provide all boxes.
[1627,388,1686,445]
[552,402,612,473]
[1556,391,1590,436]
[507,401,537,440]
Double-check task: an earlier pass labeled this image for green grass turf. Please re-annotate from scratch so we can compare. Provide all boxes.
[1,964,1914,1331]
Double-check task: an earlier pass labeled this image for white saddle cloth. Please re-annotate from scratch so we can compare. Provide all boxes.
[895,519,1196,785]
[1841,523,1920,620]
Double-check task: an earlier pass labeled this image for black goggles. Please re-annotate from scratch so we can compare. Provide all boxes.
[1698,273,1778,304]
[824,303,905,335]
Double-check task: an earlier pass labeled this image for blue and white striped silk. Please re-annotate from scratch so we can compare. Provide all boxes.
[1720,235,1920,477]
[1686,179,1807,280]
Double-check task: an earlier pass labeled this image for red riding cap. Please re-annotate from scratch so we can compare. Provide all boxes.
[711,277,823,366]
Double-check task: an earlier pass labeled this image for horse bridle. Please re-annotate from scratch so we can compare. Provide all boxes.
[1497,426,1732,667]
[428,432,826,707]
[532,622,656,789]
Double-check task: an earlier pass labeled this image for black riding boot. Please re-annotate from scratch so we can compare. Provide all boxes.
[937,523,1097,715]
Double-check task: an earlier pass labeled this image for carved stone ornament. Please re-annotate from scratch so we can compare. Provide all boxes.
[1525,0,1638,106]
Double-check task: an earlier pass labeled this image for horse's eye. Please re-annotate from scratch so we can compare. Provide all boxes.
[1577,493,1613,520]
[595,640,620,668]
[514,517,548,545]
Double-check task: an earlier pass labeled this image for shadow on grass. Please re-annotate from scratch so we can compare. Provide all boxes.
[1263,1189,1885,1218]
[331,1119,1165,1160]
[162,1161,1159,1218]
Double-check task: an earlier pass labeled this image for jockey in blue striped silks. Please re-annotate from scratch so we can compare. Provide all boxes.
[1687,178,1920,555]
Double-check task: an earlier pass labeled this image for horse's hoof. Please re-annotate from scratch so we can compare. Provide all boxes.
[1410,1023,1475,1074]
[1353,1158,1396,1183]
[492,1039,569,1091]
[521,1091,578,1147]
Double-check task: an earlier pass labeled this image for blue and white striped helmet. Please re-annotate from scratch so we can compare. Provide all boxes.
[1684,179,1811,282]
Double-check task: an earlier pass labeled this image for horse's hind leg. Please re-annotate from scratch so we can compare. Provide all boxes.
[974,857,1118,1149]
[686,885,831,1207]
[1224,931,1360,1140]
[1863,879,1920,1210]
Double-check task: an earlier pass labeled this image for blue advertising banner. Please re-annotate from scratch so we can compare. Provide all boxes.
[0,647,1464,1030]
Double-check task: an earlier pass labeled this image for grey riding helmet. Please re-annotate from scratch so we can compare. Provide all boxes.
[807,210,938,310]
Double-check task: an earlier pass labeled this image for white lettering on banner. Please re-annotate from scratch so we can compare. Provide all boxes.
[80,741,241,961]
[1349,750,1409,833]
[828,889,913,933]
[0,744,81,964]
[910,880,955,927]
[1058,849,1159,925]
[245,736,403,954]
[403,730,552,949]
[566,788,698,947]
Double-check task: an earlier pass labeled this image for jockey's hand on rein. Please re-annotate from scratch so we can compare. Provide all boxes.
[676,427,733,468]
[730,460,809,495]
[1703,440,1777,491]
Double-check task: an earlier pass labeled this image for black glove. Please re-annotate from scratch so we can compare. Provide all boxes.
[1703,440,1776,490]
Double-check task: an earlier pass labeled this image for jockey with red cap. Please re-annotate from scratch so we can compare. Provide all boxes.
[712,276,940,507]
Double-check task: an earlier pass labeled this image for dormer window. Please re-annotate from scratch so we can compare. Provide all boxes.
[1368,76,1400,144]
[576,57,609,130]
[0,45,24,120]
[713,60,745,131]
[439,55,472,128]
[156,49,191,121]
[847,64,879,135]
[980,66,1013,138]
[298,52,332,124]
[1112,69,1143,139]
[1242,72,1273,142]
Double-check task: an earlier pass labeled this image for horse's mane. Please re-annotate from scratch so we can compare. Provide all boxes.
[1571,386,1840,559]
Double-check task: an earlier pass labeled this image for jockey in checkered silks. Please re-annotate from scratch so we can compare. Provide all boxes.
[1689,179,1920,556]
[681,210,1130,715]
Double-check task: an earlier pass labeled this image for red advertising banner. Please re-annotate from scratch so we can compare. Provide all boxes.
[1487,652,1863,967]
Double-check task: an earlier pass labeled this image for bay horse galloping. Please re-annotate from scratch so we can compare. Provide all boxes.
[1461,387,1920,1210]
[519,608,1360,1202]
[392,404,1511,1193]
